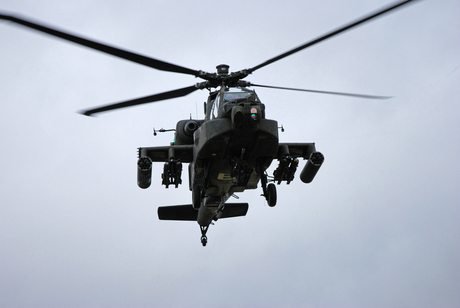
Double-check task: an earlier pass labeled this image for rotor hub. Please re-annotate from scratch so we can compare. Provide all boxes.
[216,64,230,76]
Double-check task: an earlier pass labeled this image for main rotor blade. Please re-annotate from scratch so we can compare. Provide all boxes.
[80,85,199,116]
[0,13,200,76]
[249,83,391,99]
[248,0,419,73]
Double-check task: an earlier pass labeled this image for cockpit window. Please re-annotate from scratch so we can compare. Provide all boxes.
[223,89,259,103]
[223,92,249,102]
[211,94,220,119]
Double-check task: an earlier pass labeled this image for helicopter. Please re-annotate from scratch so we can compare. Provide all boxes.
[0,0,418,246]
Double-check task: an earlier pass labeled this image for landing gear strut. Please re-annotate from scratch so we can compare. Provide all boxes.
[260,168,277,207]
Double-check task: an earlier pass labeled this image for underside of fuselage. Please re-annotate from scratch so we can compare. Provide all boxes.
[193,117,279,196]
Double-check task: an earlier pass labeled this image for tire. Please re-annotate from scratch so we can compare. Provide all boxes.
[267,183,277,207]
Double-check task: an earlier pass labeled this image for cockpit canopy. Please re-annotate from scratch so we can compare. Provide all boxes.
[207,87,263,120]
[223,89,260,104]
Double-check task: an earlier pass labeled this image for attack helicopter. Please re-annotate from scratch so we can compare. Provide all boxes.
[0,0,418,246]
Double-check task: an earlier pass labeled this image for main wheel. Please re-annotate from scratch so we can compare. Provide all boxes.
[267,183,277,207]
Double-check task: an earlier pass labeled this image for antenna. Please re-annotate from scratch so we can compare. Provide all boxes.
[153,127,175,136]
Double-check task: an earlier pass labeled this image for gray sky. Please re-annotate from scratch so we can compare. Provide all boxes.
[1,0,459,307]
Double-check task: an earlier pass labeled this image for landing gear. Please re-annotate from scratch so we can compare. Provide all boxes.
[260,167,277,207]
[267,183,277,207]
[200,225,209,247]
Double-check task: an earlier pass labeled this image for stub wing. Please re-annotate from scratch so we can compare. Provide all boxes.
[138,145,193,162]
[277,143,317,159]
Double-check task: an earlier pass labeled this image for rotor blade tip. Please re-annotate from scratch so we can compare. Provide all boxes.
[78,110,95,117]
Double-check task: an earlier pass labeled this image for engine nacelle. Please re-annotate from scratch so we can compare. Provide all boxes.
[174,119,204,145]
[137,156,153,189]
[300,152,324,183]
[184,120,199,136]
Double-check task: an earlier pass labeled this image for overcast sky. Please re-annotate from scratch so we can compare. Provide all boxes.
[1,0,459,307]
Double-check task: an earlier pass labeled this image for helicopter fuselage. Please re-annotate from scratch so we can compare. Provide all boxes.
[137,86,322,246]
[191,116,279,224]
[143,87,279,224]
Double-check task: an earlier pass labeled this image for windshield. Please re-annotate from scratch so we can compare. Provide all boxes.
[223,88,259,103]
[223,92,250,102]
